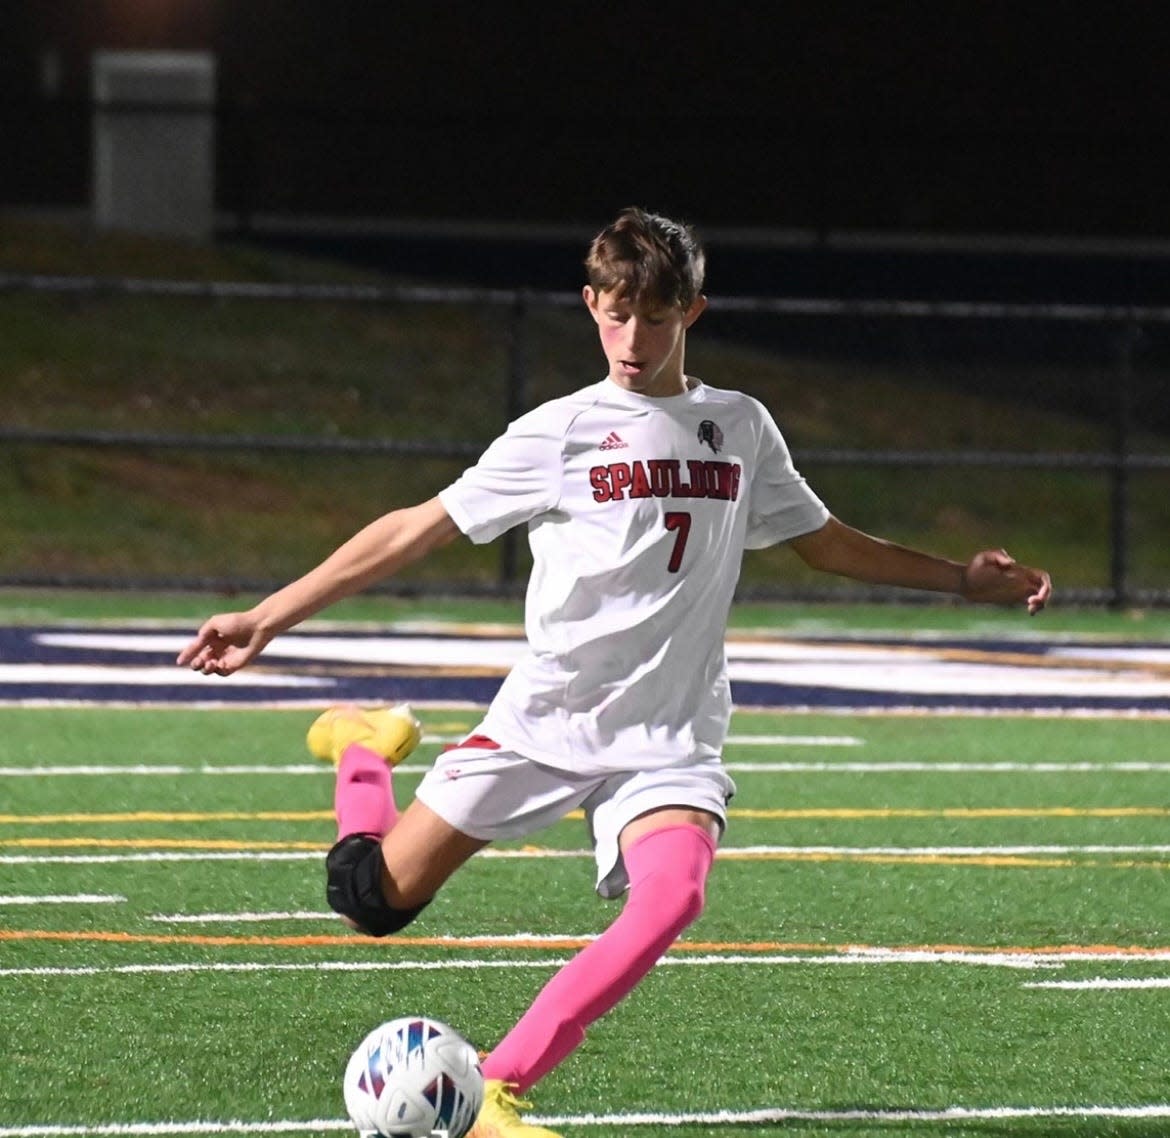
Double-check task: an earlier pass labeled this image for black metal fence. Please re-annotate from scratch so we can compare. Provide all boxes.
[1,271,1168,605]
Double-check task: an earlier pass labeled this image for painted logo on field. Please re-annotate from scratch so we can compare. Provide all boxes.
[1,625,1169,713]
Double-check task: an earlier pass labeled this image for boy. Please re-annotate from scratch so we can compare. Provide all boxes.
[178,207,1051,1137]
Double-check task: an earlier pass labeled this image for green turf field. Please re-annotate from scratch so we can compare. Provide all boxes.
[2,692,1168,1137]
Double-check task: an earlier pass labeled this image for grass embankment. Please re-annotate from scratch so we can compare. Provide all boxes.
[1,215,1167,597]
[4,588,1170,643]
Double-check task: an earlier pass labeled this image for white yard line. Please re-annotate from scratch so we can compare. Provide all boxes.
[0,960,568,978]
[727,843,1170,856]
[548,1104,1170,1127]
[0,954,1058,979]
[4,1103,1170,1136]
[0,894,125,905]
[6,843,1170,867]
[8,757,1170,777]
[4,947,1168,977]
[1024,977,1170,989]
[722,760,1170,772]
[0,851,324,865]
[0,766,198,777]
[148,910,338,923]
[724,734,864,745]
[0,736,870,779]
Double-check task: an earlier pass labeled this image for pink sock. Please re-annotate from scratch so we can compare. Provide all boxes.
[481,823,715,1092]
[334,744,398,839]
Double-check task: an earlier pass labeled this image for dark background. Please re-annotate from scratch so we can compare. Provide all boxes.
[2,3,1170,304]
[3,2,1169,235]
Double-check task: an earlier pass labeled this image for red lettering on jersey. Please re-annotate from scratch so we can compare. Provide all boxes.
[608,462,633,500]
[591,459,741,504]
[648,459,675,497]
[629,460,652,498]
[590,465,612,502]
[709,462,726,500]
[708,461,738,500]
[686,460,709,498]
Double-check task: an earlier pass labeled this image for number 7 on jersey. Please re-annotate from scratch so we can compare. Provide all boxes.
[664,511,692,573]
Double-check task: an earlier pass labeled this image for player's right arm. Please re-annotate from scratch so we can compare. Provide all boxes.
[176,496,460,675]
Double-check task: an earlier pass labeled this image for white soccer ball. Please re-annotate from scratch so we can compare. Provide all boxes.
[343,1016,484,1138]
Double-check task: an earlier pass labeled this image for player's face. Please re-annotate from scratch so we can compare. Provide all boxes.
[583,286,706,398]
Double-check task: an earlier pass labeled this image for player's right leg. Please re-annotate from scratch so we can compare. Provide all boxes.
[469,1080,564,1138]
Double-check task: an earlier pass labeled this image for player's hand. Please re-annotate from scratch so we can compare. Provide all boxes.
[176,611,274,675]
[959,549,1052,614]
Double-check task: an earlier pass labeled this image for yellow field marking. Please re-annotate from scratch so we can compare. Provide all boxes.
[757,638,1170,678]
[731,851,1080,867]
[254,662,510,678]
[2,805,1167,825]
[767,706,1170,721]
[731,806,1170,820]
[250,638,1170,678]
[0,838,325,850]
[0,811,332,825]
[931,644,1170,677]
[3,928,1170,958]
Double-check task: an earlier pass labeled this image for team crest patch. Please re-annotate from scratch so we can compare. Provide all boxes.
[697,419,723,453]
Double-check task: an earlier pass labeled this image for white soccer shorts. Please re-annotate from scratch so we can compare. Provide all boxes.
[415,741,736,899]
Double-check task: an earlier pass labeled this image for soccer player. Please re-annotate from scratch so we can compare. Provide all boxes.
[177,207,1051,1137]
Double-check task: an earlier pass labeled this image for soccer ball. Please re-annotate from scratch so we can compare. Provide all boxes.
[343,1016,484,1138]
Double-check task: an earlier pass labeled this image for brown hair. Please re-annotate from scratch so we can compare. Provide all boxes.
[584,207,706,310]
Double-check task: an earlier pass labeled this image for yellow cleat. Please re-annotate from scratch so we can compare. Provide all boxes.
[467,1079,563,1138]
[305,703,421,767]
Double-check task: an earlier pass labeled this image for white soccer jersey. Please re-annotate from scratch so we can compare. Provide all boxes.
[438,376,829,773]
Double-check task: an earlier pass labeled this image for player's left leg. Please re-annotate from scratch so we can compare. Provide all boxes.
[308,703,421,839]
[311,703,437,935]
[479,808,718,1096]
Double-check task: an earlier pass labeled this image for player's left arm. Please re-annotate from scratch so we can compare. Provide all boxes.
[787,516,1051,613]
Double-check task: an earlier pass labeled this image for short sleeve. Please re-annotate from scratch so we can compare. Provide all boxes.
[744,402,830,548]
[438,407,565,545]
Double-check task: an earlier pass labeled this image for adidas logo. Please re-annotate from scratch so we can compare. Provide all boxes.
[599,431,629,451]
